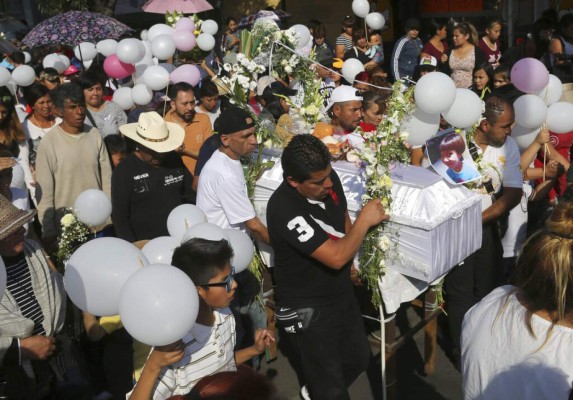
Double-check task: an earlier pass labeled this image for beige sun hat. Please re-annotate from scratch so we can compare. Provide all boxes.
[0,195,36,240]
[119,111,185,153]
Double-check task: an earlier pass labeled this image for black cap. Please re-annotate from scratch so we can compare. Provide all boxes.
[262,82,297,104]
[216,106,256,136]
[405,18,420,30]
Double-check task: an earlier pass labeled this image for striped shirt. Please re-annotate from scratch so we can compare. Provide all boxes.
[143,308,237,399]
[5,254,45,336]
[335,34,353,53]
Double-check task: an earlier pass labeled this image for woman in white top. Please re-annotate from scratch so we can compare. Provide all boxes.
[77,71,127,137]
[22,83,61,202]
[462,200,573,400]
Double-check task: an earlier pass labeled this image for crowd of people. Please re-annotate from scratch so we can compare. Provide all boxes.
[1,6,573,400]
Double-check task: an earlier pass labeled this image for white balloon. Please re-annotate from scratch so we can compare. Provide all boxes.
[0,66,11,86]
[83,59,93,69]
[142,65,170,91]
[141,236,179,264]
[64,238,148,316]
[514,94,548,129]
[113,87,135,110]
[201,19,219,35]
[511,124,540,151]
[196,33,215,51]
[443,89,483,128]
[341,58,365,84]
[140,29,149,41]
[119,264,199,346]
[290,24,311,49]
[535,74,563,106]
[74,42,98,62]
[151,34,176,60]
[366,12,385,30]
[96,39,118,57]
[58,55,70,69]
[43,53,66,74]
[224,229,254,273]
[402,107,440,146]
[131,83,153,106]
[133,63,149,85]
[167,204,206,241]
[547,102,573,133]
[352,0,370,18]
[181,222,230,243]
[23,52,31,64]
[74,189,112,227]
[11,65,36,87]
[117,38,145,64]
[415,72,456,114]
[0,257,6,302]
[148,23,175,42]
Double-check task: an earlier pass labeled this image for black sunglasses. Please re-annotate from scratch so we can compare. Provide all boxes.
[196,266,235,292]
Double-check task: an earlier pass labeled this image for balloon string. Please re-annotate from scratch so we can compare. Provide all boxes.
[184,218,189,230]
[543,143,547,182]
[269,40,274,80]
[137,256,144,268]
[162,79,171,117]
[270,40,392,91]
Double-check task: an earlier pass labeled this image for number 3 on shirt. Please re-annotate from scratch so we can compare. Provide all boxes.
[287,216,315,242]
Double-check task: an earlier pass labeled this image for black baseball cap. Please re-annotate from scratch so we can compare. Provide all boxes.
[216,106,256,136]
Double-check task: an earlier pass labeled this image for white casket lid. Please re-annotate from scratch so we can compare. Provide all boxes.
[389,164,481,230]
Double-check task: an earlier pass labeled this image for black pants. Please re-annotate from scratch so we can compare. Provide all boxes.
[284,290,372,400]
[444,223,504,352]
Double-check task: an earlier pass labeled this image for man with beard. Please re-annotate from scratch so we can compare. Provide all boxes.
[326,85,364,149]
[444,95,522,369]
[35,83,112,252]
[164,82,212,175]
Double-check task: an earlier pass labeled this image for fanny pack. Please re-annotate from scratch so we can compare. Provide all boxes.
[275,307,316,334]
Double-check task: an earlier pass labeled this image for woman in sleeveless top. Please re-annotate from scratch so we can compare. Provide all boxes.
[444,22,484,88]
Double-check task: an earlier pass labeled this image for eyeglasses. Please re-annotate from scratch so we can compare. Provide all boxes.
[196,266,235,292]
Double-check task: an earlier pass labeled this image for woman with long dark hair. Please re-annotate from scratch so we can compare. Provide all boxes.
[444,22,485,88]
[421,19,449,69]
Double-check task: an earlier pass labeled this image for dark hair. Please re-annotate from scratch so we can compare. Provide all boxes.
[199,78,219,99]
[352,27,366,44]
[343,15,355,29]
[0,88,24,154]
[104,134,128,155]
[314,24,327,39]
[51,82,86,110]
[168,82,195,101]
[484,17,503,32]
[10,51,25,65]
[362,91,387,115]
[454,21,478,45]
[427,18,447,35]
[22,83,50,107]
[493,63,511,81]
[188,367,277,400]
[439,132,466,156]
[473,62,494,88]
[483,95,513,125]
[226,16,237,26]
[39,67,60,82]
[558,13,573,34]
[282,134,331,182]
[75,71,104,90]
[171,238,234,285]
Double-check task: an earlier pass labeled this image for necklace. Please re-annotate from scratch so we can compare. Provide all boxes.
[31,114,55,133]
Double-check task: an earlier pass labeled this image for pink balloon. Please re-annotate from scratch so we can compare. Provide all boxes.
[104,54,135,79]
[170,64,201,86]
[173,30,196,52]
[511,58,550,94]
[175,17,195,33]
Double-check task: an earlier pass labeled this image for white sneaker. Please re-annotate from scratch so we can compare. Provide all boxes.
[300,385,311,400]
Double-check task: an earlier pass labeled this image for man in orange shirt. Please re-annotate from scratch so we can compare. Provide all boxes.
[164,82,212,176]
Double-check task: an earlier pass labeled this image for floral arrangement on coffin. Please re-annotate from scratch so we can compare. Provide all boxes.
[56,208,92,264]
[357,81,415,308]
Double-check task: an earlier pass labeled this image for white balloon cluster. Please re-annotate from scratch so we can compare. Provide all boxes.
[352,0,386,30]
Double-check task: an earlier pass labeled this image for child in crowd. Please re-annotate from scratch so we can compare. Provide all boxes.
[439,132,480,183]
[418,55,438,78]
[195,77,221,129]
[366,32,384,64]
[313,25,334,65]
[104,134,129,168]
[471,62,494,99]
[128,238,274,400]
[492,63,511,88]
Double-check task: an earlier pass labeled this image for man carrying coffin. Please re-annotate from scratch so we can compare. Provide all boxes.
[445,95,522,368]
[267,134,387,400]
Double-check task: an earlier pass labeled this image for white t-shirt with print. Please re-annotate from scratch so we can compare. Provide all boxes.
[196,150,256,231]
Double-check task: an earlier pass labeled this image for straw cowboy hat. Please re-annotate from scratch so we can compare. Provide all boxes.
[0,195,36,240]
[119,111,185,153]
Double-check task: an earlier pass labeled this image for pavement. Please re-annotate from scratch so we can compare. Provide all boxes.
[259,305,463,400]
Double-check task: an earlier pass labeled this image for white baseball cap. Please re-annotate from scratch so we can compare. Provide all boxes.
[325,85,363,110]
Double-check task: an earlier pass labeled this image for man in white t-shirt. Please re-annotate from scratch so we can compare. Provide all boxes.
[196,106,269,243]
[444,95,522,368]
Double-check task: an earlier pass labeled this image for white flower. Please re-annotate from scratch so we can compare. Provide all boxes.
[61,213,76,227]
[284,65,293,74]
[399,131,409,140]
[249,81,257,91]
[223,63,232,72]
[378,235,391,251]
[305,105,318,116]
[365,165,375,177]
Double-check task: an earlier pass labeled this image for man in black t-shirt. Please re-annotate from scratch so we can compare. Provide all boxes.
[267,135,388,400]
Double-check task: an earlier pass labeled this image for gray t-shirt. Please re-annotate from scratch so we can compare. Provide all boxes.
[85,101,127,138]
